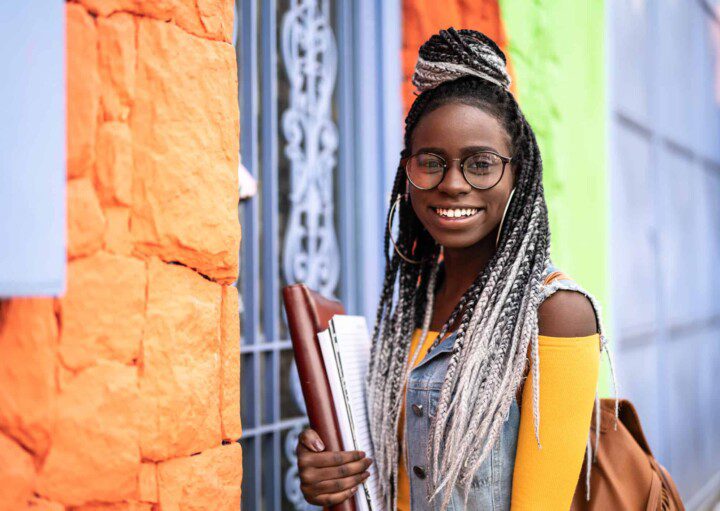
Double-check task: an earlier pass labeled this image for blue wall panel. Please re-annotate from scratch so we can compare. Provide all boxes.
[609,0,720,506]
[0,2,66,297]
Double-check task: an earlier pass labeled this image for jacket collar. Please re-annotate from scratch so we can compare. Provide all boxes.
[412,330,457,371]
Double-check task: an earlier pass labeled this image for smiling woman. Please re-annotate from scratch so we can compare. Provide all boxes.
[295,27,617,511]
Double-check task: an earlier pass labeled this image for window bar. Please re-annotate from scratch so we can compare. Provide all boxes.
[238,0,262,508]
[261,0,281,508]
[239,0,262,346]
[241,416,309,438]
[336,0,358,314]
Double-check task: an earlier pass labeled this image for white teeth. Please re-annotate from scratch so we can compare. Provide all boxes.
[435,208,478,218]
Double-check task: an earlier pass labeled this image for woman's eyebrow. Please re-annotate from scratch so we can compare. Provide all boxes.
[461,145,499,154]
[416,145,499,155]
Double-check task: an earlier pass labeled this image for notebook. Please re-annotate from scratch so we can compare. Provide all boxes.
[317,315,382,511]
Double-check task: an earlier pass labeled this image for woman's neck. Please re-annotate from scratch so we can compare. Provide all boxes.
[439,236,495,298]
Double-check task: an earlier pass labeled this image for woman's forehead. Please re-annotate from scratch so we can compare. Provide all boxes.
[411,102,510,153]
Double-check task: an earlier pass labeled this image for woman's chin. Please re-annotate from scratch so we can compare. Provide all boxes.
[430,231,494,250]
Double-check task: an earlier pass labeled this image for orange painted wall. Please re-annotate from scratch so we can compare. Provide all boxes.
[401,0,515,115]
[0,2,243,510]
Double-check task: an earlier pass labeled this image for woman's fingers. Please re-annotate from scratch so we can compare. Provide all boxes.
[306,485,360,507]
[297,449,366,469]
[297,428,325,453]
[300,456,373,483]
[307,470,371,495]
[296,428,373,506]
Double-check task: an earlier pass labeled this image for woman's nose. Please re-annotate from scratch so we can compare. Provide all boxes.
[437,159,471,195]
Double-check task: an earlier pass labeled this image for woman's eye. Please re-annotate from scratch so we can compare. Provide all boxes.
[468,161,491,173]
[420,160,442,170]
[466,154,499,173]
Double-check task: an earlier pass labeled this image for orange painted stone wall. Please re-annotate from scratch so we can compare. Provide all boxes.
[401,0,515,115]
[0,2,242,510]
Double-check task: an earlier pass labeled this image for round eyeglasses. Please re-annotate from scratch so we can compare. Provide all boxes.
[401,150,512,191]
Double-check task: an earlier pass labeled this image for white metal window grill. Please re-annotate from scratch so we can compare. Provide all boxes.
[233,0,370,508]
[234,0,402,507]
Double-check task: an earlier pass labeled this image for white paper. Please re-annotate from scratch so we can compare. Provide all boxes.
[318,315,382,511]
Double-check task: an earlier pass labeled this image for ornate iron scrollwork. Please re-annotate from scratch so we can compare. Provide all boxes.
[281,0,340,299]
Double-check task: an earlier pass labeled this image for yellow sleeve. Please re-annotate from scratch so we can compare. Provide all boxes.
[510,333,600,511]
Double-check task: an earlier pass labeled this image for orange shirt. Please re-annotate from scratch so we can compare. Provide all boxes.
[397,328,600,510]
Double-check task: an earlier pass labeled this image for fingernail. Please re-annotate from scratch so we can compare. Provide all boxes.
[351,486,358,494]
[312,439,325,452]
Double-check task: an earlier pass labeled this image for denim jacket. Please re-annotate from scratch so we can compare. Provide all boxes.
[402,261,602,510]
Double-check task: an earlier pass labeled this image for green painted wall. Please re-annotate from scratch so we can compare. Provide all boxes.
[499,0,613,395]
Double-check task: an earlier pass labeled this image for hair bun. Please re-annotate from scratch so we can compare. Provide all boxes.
[412,27,511,94]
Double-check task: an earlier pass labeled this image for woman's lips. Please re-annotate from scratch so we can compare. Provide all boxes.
[430,206,485,226]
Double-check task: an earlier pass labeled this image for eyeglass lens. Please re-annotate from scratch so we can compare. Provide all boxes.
[405,152,505,190]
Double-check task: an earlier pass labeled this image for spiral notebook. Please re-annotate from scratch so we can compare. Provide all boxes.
[317,315,383,511]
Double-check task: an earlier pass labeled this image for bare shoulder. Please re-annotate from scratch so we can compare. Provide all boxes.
[537,289,598,337]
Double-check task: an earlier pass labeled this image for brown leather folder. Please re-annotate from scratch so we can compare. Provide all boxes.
[282,284,357,511]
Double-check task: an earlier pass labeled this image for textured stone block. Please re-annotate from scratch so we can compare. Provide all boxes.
[77,0,234,42]
[131,17,240,284]
[66,3,99,179]
[103,207,133,255]
[25,496,65,510]
[56,363,75,393]
[139,258,222,460]
[137,462,157,503]
[37,362,140,506]
[96,122,133,206]
[70,502,153,511]
[0,298,57,458]
[67,178,106,259]
[98,13,136,121]
[220,285,242,441]
[59,252,145,371]
[2,2,247,509]
[157,443,242,511]
[0,432,36,510]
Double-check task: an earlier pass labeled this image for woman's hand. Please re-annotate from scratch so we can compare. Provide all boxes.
[296,428,373,507]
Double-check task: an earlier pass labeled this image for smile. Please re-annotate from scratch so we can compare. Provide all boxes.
[432,207,482,219]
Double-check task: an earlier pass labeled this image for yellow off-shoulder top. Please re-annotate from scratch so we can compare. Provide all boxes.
[397,328,600,511]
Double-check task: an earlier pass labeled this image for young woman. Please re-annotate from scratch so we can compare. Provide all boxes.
[295,28,617,511]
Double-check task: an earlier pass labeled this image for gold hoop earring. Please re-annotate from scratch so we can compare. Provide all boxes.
[496,187,516,247]
[388,193,422,265]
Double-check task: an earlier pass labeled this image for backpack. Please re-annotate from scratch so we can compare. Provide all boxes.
[531,269,685,510]
[570,398,685,511]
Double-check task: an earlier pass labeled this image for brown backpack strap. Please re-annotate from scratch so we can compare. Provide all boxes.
[543,270,571,286]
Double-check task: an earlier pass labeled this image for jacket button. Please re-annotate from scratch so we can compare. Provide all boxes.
[412,403,423,416]
[413,466,426,479]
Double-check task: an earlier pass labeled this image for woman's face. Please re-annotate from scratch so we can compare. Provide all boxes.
[408,102,515,249]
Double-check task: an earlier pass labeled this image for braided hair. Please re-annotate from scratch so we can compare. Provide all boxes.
[366,28,551,510]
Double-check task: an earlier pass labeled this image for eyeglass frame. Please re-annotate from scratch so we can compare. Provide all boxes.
[400,150,513,191]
